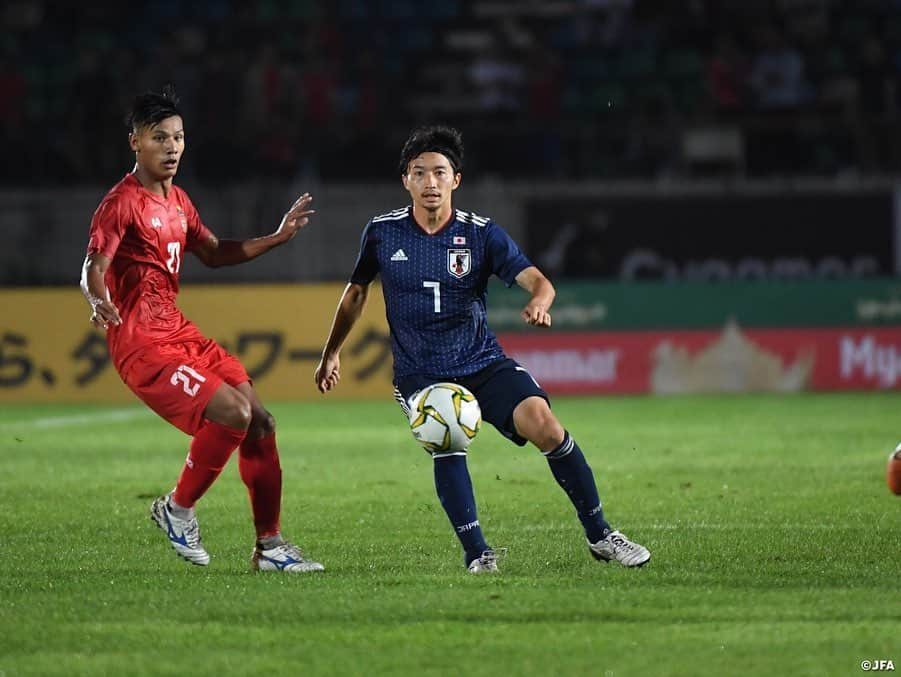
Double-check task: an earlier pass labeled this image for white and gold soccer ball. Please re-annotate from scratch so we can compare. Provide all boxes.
[408,382,482,453]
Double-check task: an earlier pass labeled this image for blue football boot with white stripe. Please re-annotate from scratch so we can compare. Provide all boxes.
[251,542,325,573]
[150,494,210,566]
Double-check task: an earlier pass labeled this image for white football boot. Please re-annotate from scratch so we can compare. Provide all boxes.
[150,494,210,566]
[252,542,325,573]
[589,530,651,567]
[468,549,501,574]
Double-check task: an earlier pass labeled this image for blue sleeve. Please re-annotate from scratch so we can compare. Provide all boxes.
[485,221,533,287]
[349,220,379,284]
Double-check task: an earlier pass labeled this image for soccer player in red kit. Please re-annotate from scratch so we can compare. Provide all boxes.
[80,86,324,572]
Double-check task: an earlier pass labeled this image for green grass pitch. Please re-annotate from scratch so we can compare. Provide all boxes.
[1,393,898,676]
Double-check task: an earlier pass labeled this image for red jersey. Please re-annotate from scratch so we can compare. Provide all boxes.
[87,173,215,371]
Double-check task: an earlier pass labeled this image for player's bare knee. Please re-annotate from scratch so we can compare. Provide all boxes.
[252,410,276,436]
[543,423,567,451]
[226,394,253,430]
[515,398,563,450]
[206,386,252,430]
[530,410,565,451]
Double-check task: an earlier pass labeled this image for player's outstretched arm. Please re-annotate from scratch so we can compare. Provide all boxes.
[193,193,315,268]
[515,266,555,328]
[314,282,370,393]
[80,253,122,330]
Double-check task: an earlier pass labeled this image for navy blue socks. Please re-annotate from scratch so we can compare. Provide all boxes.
[433,454,490,565]
[545,431,611,543]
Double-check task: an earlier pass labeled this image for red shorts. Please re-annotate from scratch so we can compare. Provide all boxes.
[120,339,250,435]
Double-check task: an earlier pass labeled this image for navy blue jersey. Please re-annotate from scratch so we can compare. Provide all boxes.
[350,206,532,381]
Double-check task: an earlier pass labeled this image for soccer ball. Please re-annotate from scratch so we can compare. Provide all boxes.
[888,444,901,495]
[408,382,482,453]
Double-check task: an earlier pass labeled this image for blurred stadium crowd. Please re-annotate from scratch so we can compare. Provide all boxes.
[2,0,901,184]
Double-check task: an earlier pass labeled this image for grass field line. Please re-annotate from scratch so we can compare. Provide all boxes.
[0,407,153,430]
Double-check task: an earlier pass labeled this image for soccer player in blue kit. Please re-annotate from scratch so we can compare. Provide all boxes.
[314,125,650,573]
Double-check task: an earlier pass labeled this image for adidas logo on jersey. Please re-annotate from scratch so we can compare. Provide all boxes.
[390,249,408,261]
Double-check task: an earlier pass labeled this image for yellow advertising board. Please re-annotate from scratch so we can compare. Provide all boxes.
[0,284,393,404]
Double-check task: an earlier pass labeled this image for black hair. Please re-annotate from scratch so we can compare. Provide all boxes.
[126,84,181,130]
[398,125,464,175]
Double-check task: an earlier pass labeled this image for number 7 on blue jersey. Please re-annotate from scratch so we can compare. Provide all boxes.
[423,281,441,312]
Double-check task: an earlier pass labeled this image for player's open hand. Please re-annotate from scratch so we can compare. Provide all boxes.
[521,302,552,328]
[276,193,315,241]
[314,353,341,394]
[90,299,122,330]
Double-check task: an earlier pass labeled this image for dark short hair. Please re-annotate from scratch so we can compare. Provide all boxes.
[126,84,181,130]
[398,125,464,175]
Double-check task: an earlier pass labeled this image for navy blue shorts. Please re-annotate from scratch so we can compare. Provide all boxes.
[395,358,549,447]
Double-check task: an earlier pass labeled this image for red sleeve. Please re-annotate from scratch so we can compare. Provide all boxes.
[87,193,128,258]
[179,192,215,252]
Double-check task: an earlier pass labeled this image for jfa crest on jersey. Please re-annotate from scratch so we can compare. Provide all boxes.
[350,206,533,380]
[448,249,471,278]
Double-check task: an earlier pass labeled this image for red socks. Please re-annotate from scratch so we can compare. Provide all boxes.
[172,420,247,509]
[171,423,283,540]
[238,432,283,539]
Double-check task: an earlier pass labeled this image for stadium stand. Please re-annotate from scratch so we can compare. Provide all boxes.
[1,0,899,184]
